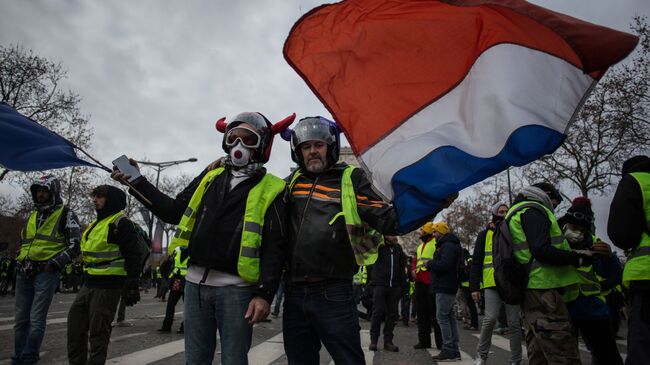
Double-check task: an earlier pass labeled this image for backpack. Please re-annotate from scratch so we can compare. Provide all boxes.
[113,217,151,276]
[492,203,546,305]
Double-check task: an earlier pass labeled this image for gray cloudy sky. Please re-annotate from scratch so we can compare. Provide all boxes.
[1,0,648,238]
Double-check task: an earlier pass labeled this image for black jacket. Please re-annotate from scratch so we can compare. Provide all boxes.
[286,163,398,282]
[426,233,463,294]
[130,166,287,303]
[84,186,141,289]
[368,243,406,288]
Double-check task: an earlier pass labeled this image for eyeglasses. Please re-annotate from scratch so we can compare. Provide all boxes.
[566,211,594,224]
[225,127,261,148]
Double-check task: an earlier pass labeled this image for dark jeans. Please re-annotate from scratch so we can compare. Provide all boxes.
[414,282,442,348]
[162,288,184,330]
[370,285,401,343]
[573,318,623,365]
[115,293,126,322]
[400,291,411,323]
[13,270,60,365]
[283,279,364,365]
[67,286,121,365]
[627,291,650,365]
[462,287,478,327]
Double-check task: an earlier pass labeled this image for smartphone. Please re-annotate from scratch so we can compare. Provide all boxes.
[112,155,142,183]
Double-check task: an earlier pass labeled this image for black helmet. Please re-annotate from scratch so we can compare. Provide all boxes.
[290,117,341,168]
[217,112,272,163]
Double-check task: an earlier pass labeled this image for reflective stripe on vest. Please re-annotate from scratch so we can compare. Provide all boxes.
[577,265,605,300]
[623,172,650,288]
[169,247,188,278]
[416,239,436,273]
[288,165,384,266]
[170,168,285,283]
[18,206,67,262]
[353,266,367,284]
[482,230,496,289]
[508,201,581,302]
[81,211,126,276]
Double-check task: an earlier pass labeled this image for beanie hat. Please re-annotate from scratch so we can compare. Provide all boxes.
[491,202,508,216]
[561,197,594,229]
[421,222,434,234]
[431,221,449,235]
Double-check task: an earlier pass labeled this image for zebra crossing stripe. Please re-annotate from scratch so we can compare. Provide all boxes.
[106,339,185,364]
[248,332,285,365]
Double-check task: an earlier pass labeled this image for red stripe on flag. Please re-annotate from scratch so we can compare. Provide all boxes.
[284,0,637,155]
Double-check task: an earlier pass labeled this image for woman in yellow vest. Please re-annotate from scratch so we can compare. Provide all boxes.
[67,185,142,365]
[112,111,293,365]
[13,175,81,365]
[559,198,623,365]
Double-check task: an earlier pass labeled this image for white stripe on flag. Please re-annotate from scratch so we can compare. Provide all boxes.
[360,43,594,199]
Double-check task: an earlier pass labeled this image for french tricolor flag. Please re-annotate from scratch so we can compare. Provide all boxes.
[284,0,638,233]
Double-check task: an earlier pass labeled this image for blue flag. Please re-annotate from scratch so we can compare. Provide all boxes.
[0,102,98,171]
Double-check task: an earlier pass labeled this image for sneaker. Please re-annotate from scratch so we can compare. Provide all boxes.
[473,357,487,365]
[463,325,479,331]
[432,351,461,362]
[384,342,399,352]
[369,343,378,351]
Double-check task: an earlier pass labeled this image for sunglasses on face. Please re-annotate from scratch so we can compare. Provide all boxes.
[225,127,261,148]
[566,211,594,223]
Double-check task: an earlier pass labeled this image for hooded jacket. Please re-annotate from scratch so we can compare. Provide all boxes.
[83,185,141,289]
[286,162,398,282]
[368,242,406,287]
[426,233,463,294]
[23,176,81,269]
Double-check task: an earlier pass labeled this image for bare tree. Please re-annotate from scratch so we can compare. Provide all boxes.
[525,17,650,197]
[1,44,99,222]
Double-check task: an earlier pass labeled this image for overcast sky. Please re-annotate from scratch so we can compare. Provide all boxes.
[1,0,648,240]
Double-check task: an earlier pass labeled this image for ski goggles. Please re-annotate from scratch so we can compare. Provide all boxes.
[566,211,594,223]
[225,127,261,148]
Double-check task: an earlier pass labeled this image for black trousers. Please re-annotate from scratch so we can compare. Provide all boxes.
[574,318,623,365]
[627,291,650,365]
[370,285,401,343]
[162,287,184,329]
[414,282,442,348]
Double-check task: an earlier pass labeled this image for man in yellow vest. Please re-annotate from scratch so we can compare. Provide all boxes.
[282,117,407,364]
[509,183,584,365]
[112,111,293,364]
[159,245,189,333]
[608,155,650,364]
[411,222,443,350]
[13,175,81,365]
[470,202,523,365]
[67,185,142,365]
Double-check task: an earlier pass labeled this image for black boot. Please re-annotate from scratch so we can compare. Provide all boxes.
[384,342,399,352]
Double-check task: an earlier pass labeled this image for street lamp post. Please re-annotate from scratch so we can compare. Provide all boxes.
[135,157,197,246]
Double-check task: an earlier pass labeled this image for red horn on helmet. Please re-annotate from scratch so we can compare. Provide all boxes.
[271,113,296,135]
[215,117,227,133]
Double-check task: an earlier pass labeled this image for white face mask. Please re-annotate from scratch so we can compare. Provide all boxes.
[563,227,584,243]
[229,142,252,167]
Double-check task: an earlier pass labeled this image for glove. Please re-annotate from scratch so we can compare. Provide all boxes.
[123,278,141,306]
[572,249,593,267]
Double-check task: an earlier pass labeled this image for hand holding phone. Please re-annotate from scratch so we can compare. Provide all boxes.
[111,155,142,183]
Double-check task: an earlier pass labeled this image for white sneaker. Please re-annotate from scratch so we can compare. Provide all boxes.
[473,357,487,365]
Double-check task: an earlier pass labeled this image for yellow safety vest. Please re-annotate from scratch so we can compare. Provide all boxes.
[415,239,436,273]
[18,206,67,262]
[288,165,384,266]
[482,229,496,289]
[81,212,126,276]
[623,172,650,288]
[169,247,189,278]
[508,201,581,302]
[353,265,367,284]
[168,167,285,283]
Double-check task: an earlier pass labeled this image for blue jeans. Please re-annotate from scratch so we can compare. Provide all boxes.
[436,292,460,354]
[13,270,60,365]
[184,282,254,365]
[283,279,364,365]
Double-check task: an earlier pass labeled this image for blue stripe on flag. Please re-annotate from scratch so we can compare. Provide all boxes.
[392,124,565,233]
